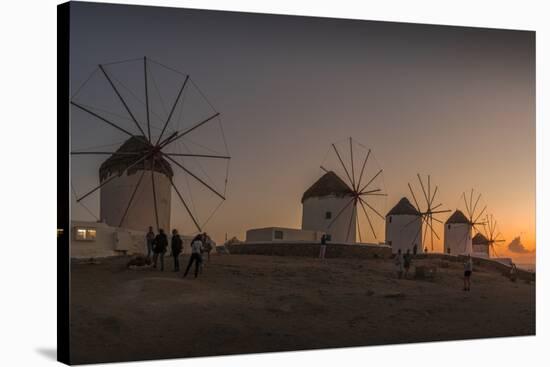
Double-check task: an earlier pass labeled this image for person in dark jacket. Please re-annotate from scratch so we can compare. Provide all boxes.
[202,232,213,263]
[153,229,168,271]
[403,249,412,278]
[171,229,183,272]
[319,234,327,259]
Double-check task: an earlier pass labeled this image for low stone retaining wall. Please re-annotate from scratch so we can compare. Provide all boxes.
[226,243,534,282]
[415,253,535,282]
[226,242,392,259]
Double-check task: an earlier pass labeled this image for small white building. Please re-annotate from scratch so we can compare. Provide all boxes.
[472,232,490,258]
[444,210,472,255]
[385,197,423,254]
[301,171,356,243]
[246,227,324,243]
[70,220,193,259]
[99,136,172,232]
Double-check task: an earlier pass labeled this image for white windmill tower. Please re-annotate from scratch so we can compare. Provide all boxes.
[386,174,451,254]
[444,189,487,255]
[471,232,490,258]
[385,197,422,254]
[301,138,387,244]
[70,57,231,235]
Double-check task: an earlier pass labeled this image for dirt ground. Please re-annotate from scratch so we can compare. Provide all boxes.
[70,254,535,364]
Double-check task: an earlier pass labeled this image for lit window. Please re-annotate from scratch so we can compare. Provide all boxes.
[325,211,332,219]
[274,230,284,240]
[74,227,97,241]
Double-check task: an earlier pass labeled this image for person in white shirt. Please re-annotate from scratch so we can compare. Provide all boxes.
[184,234,204,278]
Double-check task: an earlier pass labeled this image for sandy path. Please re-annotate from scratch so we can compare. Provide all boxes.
[70,254,535,364]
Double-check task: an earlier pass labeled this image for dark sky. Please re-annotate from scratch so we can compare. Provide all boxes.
[69,1,535,257]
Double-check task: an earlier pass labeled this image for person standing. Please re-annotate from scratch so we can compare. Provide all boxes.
[171,229,183,272]
[509,263,518,282]
[463,254,473,291]
[202,232,213,263]
[319,234,327,259]
[146,226,155,258]
[153,229,168,271]
[184,234,204,278]
[403,249,412,278]
[412,244,418,256]
[395,249,404,279]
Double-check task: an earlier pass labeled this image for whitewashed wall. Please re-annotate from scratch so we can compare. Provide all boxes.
[245,227,324,242]
[472,244,489,258]
[100,169,171,232]
[302,195,356,243]
[385,214,423,254]
[444,223,472,255]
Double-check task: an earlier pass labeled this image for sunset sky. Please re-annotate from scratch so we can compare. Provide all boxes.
[69,2,535,262]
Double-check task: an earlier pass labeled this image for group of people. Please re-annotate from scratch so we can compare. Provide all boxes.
[394,248,475,291]
[145,227,213,278]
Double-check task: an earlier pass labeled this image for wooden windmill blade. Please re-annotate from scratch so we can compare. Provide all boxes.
[408,182,422,212]
[462,192,471,220]
[407,215,424,248]
[358,198,377,240]
[332,143,355,191]
[489,215,505,257]
[326,196,355,229]
[459,189,488,235]
[405,174,450,252]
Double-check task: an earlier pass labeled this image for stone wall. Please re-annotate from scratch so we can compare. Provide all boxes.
[225,243,534,282]
[414,253,535,282]
[226,242,392,259]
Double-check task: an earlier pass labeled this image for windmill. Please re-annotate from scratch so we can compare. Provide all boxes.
[317,137,387,243]
[483,214,505,257]
[445,189,487,255]
[70,56,230,234]
[406,174,451,252]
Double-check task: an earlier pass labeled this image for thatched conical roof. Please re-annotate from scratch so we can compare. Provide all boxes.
[386,197,421,216]
[472,232,489,245]
[99,136,174,181]
[301,171,353,203]
[445,210,470,224]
